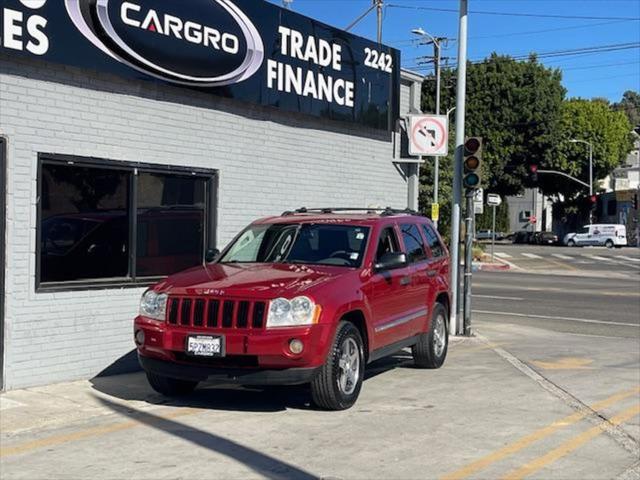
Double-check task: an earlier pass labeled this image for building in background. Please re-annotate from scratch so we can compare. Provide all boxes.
[506,189,553,234]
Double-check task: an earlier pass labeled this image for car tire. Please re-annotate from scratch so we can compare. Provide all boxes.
[605,240,614,249]
[413,303,448,369]
[146,372,198,396]
[567,240,576,247]
[311,321,365,411]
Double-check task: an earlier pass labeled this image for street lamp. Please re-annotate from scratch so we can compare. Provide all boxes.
[569,138,594,223]
[412,27,443,226]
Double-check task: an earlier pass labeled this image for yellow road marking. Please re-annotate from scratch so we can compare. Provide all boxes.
[532,357,593,370]
[0,407,198,458]
[440,387,640,480]
[502,403,640,480]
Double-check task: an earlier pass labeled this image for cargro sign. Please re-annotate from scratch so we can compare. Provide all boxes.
[0,0,401,130]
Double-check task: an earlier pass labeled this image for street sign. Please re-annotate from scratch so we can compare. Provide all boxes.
[431,203,440,222]
[408,115,449,157]
[487,194,502,206]
[473,188,484,215]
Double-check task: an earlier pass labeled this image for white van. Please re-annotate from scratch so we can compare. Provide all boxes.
[564,224,627,248]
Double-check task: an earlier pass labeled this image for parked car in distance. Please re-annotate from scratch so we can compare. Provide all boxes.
[512,231,534,244]
[134,208,452,410]
[535,231,559,245]
[564,224,627,248]
[476,229,495,241]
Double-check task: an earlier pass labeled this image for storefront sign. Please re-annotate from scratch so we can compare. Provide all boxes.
[0,0,400,129]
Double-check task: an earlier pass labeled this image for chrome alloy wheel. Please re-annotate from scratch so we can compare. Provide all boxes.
[337,337,360,395]
[433,314,447,358]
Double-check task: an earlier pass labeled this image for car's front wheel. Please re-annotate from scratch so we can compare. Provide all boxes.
[146,372,198,396]
[413,303,448,369]
[311,321,365,410]
[567,239,576,247]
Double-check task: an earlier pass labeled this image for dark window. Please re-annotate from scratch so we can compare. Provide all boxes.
[422,224,445,258]
[38,156,215,288]
[376,227,400,260]
[400,224,428,263]
[136,173,206,277]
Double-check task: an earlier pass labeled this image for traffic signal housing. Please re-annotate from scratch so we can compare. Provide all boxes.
[463,137,482,190]
[529,164,539,184]
[633,193,639,210]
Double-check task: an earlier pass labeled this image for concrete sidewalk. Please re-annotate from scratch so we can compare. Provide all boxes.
[1,327,639,480]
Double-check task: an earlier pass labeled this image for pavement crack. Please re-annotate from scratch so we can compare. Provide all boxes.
[475,331,640,458]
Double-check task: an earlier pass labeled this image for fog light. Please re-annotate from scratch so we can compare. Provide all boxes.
[289,339,304,355]
[135,330,145,346]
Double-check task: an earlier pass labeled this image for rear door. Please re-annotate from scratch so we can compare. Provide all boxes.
[369,225,417,348]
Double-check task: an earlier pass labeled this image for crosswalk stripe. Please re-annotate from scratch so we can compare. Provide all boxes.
[521,253,542,259]
[494,252,512,259]
[551,253,573,260]
[616,256,640,263]
[585,255,614,262]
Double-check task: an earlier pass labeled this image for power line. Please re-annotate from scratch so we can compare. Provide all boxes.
[386,4,640,21]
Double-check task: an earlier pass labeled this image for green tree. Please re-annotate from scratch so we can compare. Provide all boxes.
[550,99,633,198]
[613,90,640,128]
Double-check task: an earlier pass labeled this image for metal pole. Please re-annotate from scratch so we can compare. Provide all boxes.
[491,205,496,263]
[463,191,474,336]
[376,0,383,44]
[433,40,442,229]
[450,0,468,336]
[589,142,594,224]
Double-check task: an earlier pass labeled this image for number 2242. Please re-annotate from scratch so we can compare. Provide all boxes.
[364,48,393,73]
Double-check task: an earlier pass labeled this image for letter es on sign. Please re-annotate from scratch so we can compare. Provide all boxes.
[64,0,264,86]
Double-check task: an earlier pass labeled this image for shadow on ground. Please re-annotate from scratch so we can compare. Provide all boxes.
[90,352,415,413]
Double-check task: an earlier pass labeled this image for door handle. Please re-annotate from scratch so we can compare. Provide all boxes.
[400,276,411,286]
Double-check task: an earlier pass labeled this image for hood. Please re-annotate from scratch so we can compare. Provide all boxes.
[155,262,349,299]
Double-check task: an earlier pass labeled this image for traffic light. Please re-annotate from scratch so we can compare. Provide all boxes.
[463,137,482,190]
[529,164,539,184]
[590,195,597,211]
[633,194,639,210]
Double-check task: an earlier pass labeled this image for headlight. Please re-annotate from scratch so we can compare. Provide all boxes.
[266,296,318,328]
[140,290,168,321]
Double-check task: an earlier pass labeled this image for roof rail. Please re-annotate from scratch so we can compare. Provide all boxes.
[280,207,421,217]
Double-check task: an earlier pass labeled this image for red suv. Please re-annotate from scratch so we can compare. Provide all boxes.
[135,208,451,410]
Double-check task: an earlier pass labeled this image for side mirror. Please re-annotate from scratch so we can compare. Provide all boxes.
[374,252,407,272]
[205,248,220,263]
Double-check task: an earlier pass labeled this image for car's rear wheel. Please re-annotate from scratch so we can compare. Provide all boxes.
[146,372,198,396]
[605,239,614,249]
[311,321,365,410]
[413,303,448,369]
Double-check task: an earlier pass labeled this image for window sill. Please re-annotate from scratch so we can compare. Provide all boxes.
[36,277,166,294]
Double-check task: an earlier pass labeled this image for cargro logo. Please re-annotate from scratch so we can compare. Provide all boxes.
[64,0,264,86]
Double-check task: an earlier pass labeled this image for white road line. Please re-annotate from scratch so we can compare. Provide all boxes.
[585,255,614,262]
[475,295,524,301]
[494,252,512,259]
[521,253,542,259]
[617,256,640,263]
[473,310,639,327]
[552,253,573,260]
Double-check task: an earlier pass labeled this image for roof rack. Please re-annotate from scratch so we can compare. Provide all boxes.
[281,207,421,217]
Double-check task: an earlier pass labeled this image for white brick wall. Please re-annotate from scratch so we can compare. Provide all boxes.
[0,54,413,389]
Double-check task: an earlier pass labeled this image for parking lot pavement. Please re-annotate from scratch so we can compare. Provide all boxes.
[2,326,639,480]
[487,244,640,277]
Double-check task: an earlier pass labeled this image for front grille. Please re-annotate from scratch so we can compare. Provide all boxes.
[167,296,267,330]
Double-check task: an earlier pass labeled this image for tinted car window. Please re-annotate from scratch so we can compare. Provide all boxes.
[400,224,428,263]
[422,224,445,258]
[376,227,400,260]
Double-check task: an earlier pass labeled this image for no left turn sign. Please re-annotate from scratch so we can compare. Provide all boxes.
[408,115,449,157]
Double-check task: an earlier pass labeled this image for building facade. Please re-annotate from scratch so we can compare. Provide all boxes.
[0,0,419,389]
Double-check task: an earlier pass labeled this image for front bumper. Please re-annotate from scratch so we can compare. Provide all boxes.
[139,354,320,385]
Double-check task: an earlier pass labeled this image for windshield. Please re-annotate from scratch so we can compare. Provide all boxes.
[219,223,370,267]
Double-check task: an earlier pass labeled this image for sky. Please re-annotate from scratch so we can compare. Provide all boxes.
[266,0,640,102]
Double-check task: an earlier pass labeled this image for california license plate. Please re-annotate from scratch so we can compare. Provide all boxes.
[186,335,224,357]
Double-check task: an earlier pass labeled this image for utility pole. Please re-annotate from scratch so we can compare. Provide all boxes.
[283,0,293,9]
[569,138,594,223]
[450,0,468,336]
[376,0,384,44]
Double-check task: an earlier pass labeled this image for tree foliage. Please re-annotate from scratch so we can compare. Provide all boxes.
[548,99,633,198]
[613,90,640,128]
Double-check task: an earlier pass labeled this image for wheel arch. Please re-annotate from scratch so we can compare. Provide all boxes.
[340,310,370,362]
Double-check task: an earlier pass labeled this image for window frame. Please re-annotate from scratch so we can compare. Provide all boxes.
[421,223,445,259]
[36,153,218,292]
